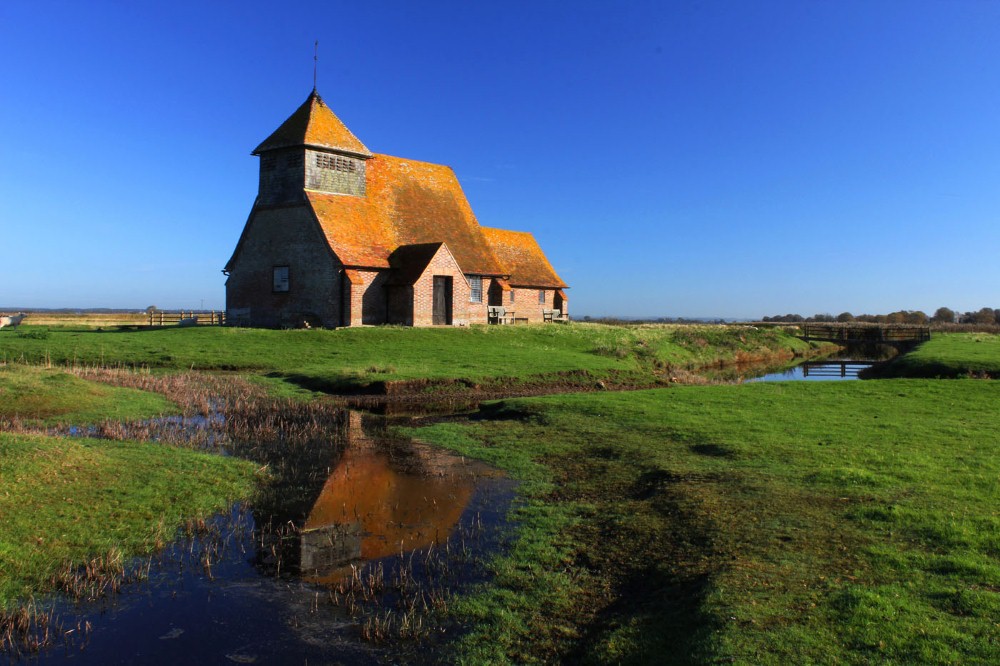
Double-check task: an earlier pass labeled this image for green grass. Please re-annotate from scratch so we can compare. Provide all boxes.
[0,365,174,424]
[0,324,817,391]
[879,332,1000,378]
[0,365,254,606]
[0,433,258,606]
[413,380,1000,664]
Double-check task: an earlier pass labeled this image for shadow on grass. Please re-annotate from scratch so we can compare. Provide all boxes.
[547,448,725,664]
[278,371,383,394]
[569,570,719,666]
[688,443,736,459]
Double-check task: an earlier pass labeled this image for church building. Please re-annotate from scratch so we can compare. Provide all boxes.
[224,90,568,328]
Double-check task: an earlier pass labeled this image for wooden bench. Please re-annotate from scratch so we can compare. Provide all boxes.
[543,309,569,323]
[488,305,515,325]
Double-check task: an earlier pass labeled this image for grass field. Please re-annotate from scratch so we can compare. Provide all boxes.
[0,324,817,391]
[0,433,257,606]
[0,365,174,424]
[0,366,256,608]
[876,333,1000,378]
[0,323,814,614]
[2,312,150,327]
[3,325,996,663]
[414,380,1000,664]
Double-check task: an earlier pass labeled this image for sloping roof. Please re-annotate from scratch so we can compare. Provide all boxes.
[306,154,507,276]
[481,227,567,288]
[253,90,372,157]
[387,242,445,285]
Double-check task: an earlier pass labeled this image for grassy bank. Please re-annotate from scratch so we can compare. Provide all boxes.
[414,380,1000,664]
[0,433,258,605]
[875,332,1000,378]
[0,324,820,392]
[0,366,257,607]
[0,365,173,423]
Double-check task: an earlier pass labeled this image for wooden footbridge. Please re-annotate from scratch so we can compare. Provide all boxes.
[799,323,931,349]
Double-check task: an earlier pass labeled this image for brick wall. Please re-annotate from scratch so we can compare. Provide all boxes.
[226,206,343,327]
[507,287,558,322]
[465,275,489,324]
[406,246,483,326]
[503,285,517,312]
[555,291,569,318]
[346,269,389,326]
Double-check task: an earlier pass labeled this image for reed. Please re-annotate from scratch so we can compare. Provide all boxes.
[2,365,509,659]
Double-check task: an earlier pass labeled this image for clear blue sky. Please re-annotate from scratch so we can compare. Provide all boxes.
[2,1,998,318]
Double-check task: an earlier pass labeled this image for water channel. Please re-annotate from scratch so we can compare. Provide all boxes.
[733,346,897,383]
[13,409,514,665]
[746,358,875,382]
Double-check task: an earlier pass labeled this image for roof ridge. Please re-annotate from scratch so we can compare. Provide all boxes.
[371,152,456,171]
[481,226,534,235]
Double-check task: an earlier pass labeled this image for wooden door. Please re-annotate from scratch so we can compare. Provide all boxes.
[433,276,453,325]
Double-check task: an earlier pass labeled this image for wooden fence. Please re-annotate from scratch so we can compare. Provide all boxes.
[800,323,930,344]
[146,311,226,327]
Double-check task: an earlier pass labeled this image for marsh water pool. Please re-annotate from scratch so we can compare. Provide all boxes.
[14,409,514,664]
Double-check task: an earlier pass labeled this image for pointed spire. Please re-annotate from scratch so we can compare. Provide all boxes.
[313,40,318,93]
[252,90,372,158]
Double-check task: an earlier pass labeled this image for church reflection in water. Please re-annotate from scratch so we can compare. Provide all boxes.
[290,411,496,584]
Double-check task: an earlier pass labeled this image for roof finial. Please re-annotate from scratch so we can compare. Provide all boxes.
[313,40,318,93]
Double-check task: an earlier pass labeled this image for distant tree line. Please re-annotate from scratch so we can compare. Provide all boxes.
[761,307,1000,325]
[580,316,728,325]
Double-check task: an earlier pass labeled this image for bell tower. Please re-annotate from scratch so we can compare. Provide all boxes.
[252,90,373,205]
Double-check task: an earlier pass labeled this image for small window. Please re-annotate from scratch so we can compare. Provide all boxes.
[510,289,515,303]
[538,289,546,304]
[469,275,482,303]
[273,266,290,293]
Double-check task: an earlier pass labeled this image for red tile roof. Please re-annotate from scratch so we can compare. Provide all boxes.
[253,90,372,157]
[306,154,506,276]
[232,93,566,292]
[481,227,567,288]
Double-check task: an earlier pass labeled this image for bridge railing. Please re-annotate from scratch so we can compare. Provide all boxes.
[801,324,930,343]
[801,361,872,378]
